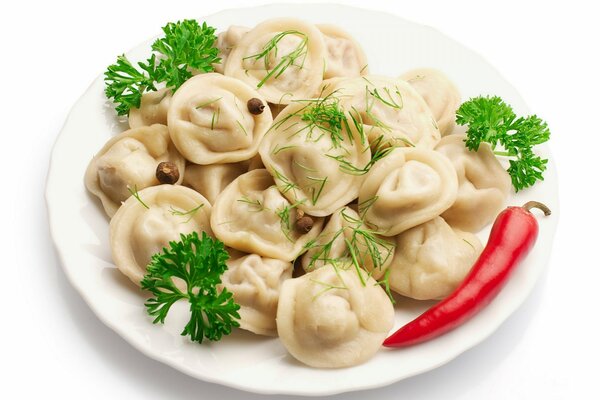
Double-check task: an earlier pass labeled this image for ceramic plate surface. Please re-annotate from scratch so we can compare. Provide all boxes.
[46,3,558,396]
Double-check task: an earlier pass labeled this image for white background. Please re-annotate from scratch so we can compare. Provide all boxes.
[2,0,598,398]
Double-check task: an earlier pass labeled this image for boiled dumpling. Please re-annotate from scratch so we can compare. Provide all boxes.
[321,75,441,149]
[358,147,458,236]
[85,124,185,217]
[435,134,512,232]
[224,18,326,104]
[183,161,249,204]
[128,88,172,129]
[110,185,212,286]
[259,101,371,217]
[400,68,461,136]
[302,207,395,276]
[220,253,293,336]
[317,24,368,79]
[167,73,273,164]
[210,169,324,261]
[276,264,394,368]
[387,217,483,300]
[214,25,250,74]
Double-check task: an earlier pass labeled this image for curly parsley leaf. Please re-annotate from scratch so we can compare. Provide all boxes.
[140,231,240,343]
[456,95,550,191]
[104,19,220,116]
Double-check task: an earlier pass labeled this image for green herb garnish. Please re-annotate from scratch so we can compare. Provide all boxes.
[104,20,220,116]
[141,232,240,343]
[456,95,550,191]
[244,30,308,88]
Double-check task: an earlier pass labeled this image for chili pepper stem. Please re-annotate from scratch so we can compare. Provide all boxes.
[522,201,551,216]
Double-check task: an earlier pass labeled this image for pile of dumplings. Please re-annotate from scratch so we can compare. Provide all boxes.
[85,18,512,369]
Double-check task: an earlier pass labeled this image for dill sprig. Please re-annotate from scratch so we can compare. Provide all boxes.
[275,200,305,241]
[169,204,204,223]
[127,185,150,209]
[243,30,309,88]
[237,196,265,212]
[303,208,395,284]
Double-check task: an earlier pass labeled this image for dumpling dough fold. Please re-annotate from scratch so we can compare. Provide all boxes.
[210,169,324,261]
[220,253,293,336]
[435,134,512,232]
[224,18,326,104]
[400,68,461,136]
[85,124,185,217]
[167,73,273,164]
[110,185,212,286]
[276,264,394,368]
[358,147,458,236]
[386,217,483,300]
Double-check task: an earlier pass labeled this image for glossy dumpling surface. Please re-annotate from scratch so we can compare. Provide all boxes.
[387,217,483,300]
[259,101,371,217]
[183,161,249,204]
[400,68,461,136]
[359,147,458,236]
[317,24,368,79]
[110,185,212,286]
[214,25,250,74]
[224,18,326,104]
[322,75,441,149]
[84,124,185,217]
[167,73,273,164]
[220,253,292,336]
[128,88,172,129]
[276,264,394,368]
[210,169,324,261]
[436,134,512,232]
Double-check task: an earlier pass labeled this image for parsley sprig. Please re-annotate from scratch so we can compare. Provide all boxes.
[141,231,240,343]
[456,96,550,191]
[104,20,220,116]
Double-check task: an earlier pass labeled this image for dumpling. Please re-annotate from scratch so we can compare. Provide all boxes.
[214,25,250,74]
[302,207,395,277]
[400,68,461,136]
[128,88,172,129]
[386,217,483,300]
[321,75,441,149]
[276,264,394,368]
[85,124,185,217]
[183,161,249,204]
[110,185,212,286]
[317,24,368,79]
[259,101,371,217]
[358,147,458,236]
[210,169,324,261]
[220,253,293,336]
[435,134,512,232]
[167,73,273,164]
[224,18,326,104]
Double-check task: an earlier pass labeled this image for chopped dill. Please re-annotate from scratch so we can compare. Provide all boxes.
[237,196,265,212]
[243,30,308,88]
[305,175,328,205]
[195,97,222,109]
[127,185,149,209]
[235,120,248,136]
[275,200,305,241]
[210,107,220,130]
[169,203,204,223]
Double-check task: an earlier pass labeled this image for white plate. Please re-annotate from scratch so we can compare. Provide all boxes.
[45,3,559,396]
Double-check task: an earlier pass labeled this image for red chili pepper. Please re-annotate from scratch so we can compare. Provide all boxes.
[383,201,551,348]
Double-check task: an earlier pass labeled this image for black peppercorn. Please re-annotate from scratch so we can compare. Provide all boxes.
[247,98,265,115]
[156,162,180,184]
